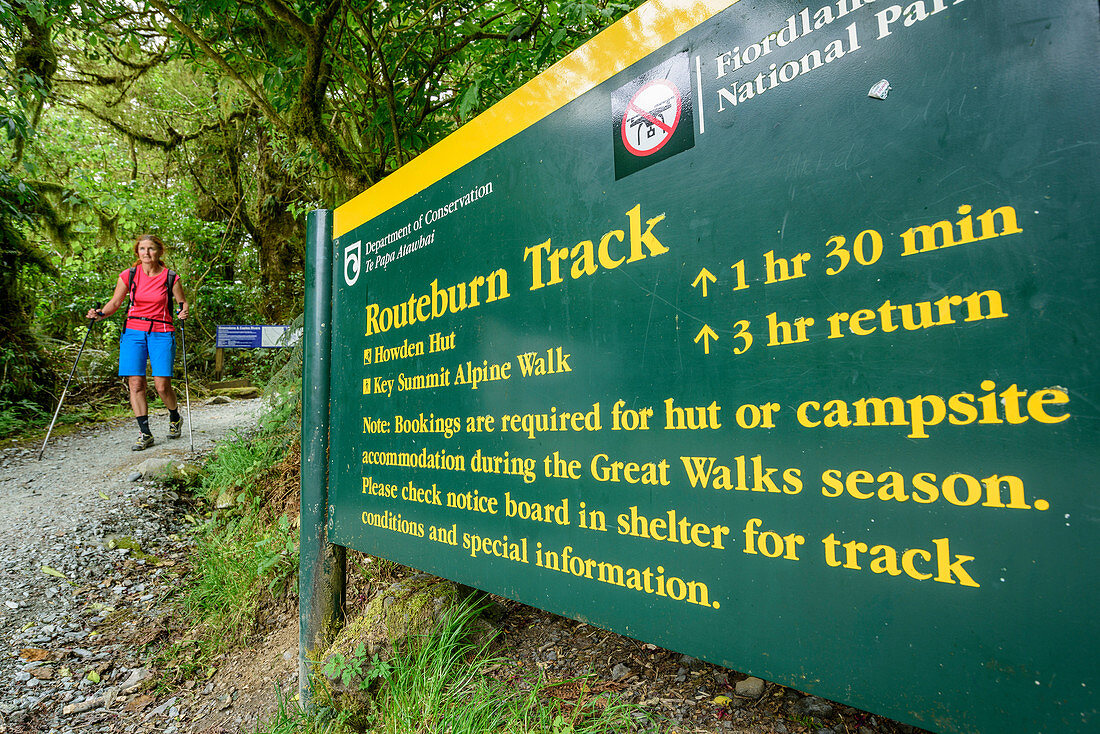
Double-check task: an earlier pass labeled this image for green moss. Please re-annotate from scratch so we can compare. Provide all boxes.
[104,535,163,565]
[312,576,471,725]
[209,386,261,399]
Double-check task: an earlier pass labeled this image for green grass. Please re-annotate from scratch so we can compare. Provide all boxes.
[156,412,299,683]
[189,513,296,639]
[252,692,354,734]
[258,603,645,734]
[156,509,297,683]
[200,429,276,497]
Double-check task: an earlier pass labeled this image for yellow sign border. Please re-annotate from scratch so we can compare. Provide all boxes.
[333,0,740,238]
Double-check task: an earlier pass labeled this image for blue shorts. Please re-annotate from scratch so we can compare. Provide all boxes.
[119,329,176,377]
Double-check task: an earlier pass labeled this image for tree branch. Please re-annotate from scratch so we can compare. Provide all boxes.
[145,0,294,139]
[260,0,315,40]
[59,98,255,151]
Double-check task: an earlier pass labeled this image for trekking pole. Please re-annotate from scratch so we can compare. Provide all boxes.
[179,310,193,452]
[39,311,98,461]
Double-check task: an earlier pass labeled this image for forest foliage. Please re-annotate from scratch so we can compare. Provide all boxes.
[0,0,641,429]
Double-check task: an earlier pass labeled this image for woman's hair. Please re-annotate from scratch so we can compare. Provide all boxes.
[132,234,166,268]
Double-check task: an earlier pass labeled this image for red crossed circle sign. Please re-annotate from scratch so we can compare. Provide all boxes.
[620,79,683,157]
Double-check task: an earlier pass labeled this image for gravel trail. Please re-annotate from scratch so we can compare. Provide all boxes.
[0,398,262,733]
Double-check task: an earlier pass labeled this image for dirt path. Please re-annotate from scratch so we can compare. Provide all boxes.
[0,398,266,734]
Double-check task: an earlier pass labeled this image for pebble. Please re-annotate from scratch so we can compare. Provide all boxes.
[793,695,836,719]
[735,676,765,698]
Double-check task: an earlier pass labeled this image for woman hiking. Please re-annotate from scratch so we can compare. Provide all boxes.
[86,235,189,450]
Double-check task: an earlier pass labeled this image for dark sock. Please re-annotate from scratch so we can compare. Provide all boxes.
[168,408,181,422]
[136,415,151,435]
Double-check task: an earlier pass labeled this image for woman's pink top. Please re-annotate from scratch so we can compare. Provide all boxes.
[120,268,175,333]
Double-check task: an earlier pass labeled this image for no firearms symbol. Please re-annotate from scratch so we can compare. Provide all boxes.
[612,52,695,180]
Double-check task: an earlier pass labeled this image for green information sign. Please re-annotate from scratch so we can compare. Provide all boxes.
[313,1,1098,731]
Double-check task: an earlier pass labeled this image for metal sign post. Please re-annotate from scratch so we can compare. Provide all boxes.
[299,208,345,704]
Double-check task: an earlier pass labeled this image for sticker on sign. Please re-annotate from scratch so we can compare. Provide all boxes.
[612,52,695,179]
[621,79,683,156]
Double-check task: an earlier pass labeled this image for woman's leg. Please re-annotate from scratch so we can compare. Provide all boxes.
[129,375,149,417]
[154,376,178,410]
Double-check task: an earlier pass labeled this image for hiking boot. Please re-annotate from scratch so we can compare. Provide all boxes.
[167,418,182,439]
[132,433,155,451]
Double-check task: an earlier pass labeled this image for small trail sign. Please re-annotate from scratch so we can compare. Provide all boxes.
[214,325,296,378]
[215,325,294,349]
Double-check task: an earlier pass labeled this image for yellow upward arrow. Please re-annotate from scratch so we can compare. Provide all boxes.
[692,268,717,297]
[694,324,718,354]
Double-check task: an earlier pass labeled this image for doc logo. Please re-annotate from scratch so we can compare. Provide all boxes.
[343,240,362,286]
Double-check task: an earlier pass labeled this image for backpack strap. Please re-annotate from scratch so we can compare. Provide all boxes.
[125,267,151,332]
[167,270,177,310]
[126,267,137,316]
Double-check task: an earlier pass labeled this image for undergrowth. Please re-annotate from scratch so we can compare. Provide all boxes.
[0,398,48,437]
[156,376,302,683]
[0,337,131,441]
[254,604,643,734]
[0,386,132,442]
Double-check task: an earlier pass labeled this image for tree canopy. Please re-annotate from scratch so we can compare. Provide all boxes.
[1,0,641,423]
